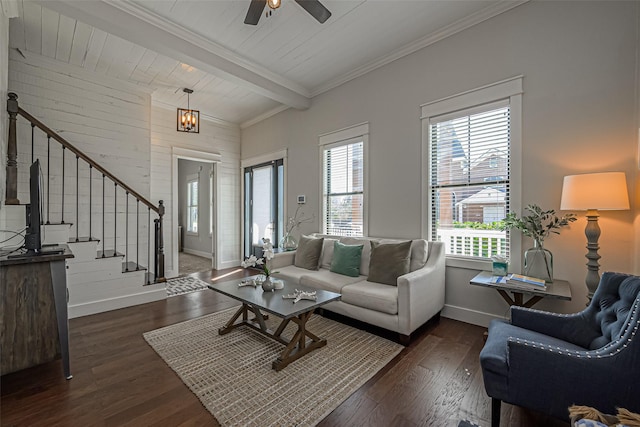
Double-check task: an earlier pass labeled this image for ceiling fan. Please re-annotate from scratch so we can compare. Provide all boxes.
[244,0,331,25]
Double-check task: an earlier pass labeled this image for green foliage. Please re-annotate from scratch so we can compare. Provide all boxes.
[499,204,577,244]
[453,220,505,230]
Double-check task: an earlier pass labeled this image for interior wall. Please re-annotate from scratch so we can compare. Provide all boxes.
[6,50,152,259]
[242,1,639,324]
[177,158,213,256]
[0,12,10,230]
[150,106,241,273]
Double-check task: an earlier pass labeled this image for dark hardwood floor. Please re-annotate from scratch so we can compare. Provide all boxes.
[1,267,569,427]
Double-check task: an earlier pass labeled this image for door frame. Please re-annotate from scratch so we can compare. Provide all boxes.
[172,147,222,273]
[241,149,288,259]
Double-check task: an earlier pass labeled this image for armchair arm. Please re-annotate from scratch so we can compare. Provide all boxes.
[397,242,445,335]
[505,337,639,418]
[271,251,295,269]
[510,306,595,347]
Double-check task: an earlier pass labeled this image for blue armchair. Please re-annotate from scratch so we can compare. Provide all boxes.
[479,272,640,427]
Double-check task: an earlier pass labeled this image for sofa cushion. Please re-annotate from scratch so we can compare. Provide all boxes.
[272,265,312,284]
[341,281,398,315]
[320,238,339,269]
[294,235,324,270]
[330,241,364,277]
[367,240,411,286]
[379,238,429,272]
[340,237,377,276]
[299,269,363,294]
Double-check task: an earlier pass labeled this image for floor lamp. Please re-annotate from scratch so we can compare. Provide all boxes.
[560,172,630,300]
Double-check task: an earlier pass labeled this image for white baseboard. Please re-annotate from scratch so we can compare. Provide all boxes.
[441,304,506,328]
[68,286,166,319]
[182,248,212,258]
[218,259,241,269]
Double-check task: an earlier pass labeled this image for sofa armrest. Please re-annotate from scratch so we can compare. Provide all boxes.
[271,251,296,269]
[397,241,445,335]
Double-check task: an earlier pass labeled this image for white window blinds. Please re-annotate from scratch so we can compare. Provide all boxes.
[322,141,364,236]
[429,100,510,258]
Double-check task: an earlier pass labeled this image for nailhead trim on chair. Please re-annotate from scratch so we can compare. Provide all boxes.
[509,298,640,359]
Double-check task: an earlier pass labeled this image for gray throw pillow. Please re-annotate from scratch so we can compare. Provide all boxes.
[367,240,412,286]
[294,235,324,270]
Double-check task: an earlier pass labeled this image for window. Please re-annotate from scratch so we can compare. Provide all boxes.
[421,77,522,266]
[187,178,198,233]
[319,123,368,237]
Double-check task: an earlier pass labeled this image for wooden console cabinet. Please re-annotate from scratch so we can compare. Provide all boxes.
[0,246,74,379]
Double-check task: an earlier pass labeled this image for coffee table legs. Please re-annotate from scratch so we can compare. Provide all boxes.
[218,304,327,371]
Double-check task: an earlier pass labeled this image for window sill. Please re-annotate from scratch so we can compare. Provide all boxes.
[445,256,492,271]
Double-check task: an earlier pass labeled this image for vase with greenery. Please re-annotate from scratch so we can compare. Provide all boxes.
[500,204,576,282]
[241,238,278,291]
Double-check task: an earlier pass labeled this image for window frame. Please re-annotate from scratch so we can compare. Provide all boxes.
[421,77,523,271]
[318,122,369,237]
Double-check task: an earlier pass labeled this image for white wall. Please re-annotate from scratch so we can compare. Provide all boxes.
[0,12,10,231]
[150,106,241,274]
[6,50,152,263]
[242,1,639,325]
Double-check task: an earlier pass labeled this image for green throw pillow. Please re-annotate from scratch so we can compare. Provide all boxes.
[330,241,364,277]
[367,240,412,286]
[294,235,324,270]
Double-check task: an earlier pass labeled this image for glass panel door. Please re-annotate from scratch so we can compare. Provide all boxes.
[244,159,284,258]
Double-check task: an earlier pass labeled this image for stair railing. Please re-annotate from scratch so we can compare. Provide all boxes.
[5,92,165,284]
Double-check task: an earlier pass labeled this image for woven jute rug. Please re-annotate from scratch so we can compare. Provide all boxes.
[166,276,210,297]
[144,308,403,426]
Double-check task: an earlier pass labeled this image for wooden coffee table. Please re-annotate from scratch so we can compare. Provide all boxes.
[208,277,341,371]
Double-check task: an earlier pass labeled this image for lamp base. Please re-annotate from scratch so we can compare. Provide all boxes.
[584,209,601,301]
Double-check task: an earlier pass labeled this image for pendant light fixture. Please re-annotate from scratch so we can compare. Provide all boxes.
[177,88,199,133]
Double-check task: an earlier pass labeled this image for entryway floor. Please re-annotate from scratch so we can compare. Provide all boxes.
[178,252,212,276]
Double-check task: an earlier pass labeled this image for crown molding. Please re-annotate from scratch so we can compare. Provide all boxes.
[37,0,311,109]
[310,0,529,97]
[152,99,239,130]
[9,48,156,95]
[240,105,290,129]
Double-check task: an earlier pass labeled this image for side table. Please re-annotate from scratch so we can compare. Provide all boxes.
[470,271,572,308]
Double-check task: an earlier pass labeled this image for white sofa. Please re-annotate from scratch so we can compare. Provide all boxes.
[271,235,445,343]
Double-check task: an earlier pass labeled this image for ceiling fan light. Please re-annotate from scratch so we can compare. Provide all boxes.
[267,0,280,10]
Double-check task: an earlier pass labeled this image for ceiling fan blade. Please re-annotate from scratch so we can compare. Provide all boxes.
[244,0,266,25]
[295,0,331,23]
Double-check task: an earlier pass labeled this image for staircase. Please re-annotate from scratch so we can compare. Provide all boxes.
[4,93,166,318]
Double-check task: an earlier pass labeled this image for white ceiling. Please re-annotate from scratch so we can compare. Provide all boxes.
[8,0,526,126]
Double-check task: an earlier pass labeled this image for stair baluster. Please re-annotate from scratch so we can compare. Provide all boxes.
[75,156,79,242]
[136,200,139,271]
[125,192,129,271]
[114,183,117,257]
[147,207,151,284]
[102,174,105,258]
[61,146,65,224]
[89,165,92,241]
[31,123,34,164]
[46,135,50,224]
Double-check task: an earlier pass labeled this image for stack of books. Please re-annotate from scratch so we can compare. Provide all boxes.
[489,273,547,290]
[505,273,547,290]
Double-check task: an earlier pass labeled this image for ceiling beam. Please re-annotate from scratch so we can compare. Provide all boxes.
[36,0,311,110]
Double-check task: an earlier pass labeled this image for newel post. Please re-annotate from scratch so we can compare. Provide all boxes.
[154,200,166,282]
[5,93,19,204]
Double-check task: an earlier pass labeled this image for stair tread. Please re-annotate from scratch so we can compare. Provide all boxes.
[68,237,100,243]
[144,272,165,286]
[43,222,73,226]
[96,250,124,258]
[122,261,147,273]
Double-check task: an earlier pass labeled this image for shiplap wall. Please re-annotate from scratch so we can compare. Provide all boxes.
[7,50,152,266]
[150,106,241,273]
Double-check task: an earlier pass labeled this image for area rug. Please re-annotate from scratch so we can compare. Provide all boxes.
[178,252,212,275]
[143,308,404,427]
[165,276,210,297]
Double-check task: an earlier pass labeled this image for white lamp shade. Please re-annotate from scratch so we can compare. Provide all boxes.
[560,172,630,211]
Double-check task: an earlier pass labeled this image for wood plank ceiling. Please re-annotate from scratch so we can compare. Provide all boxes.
[8,0,524,125]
